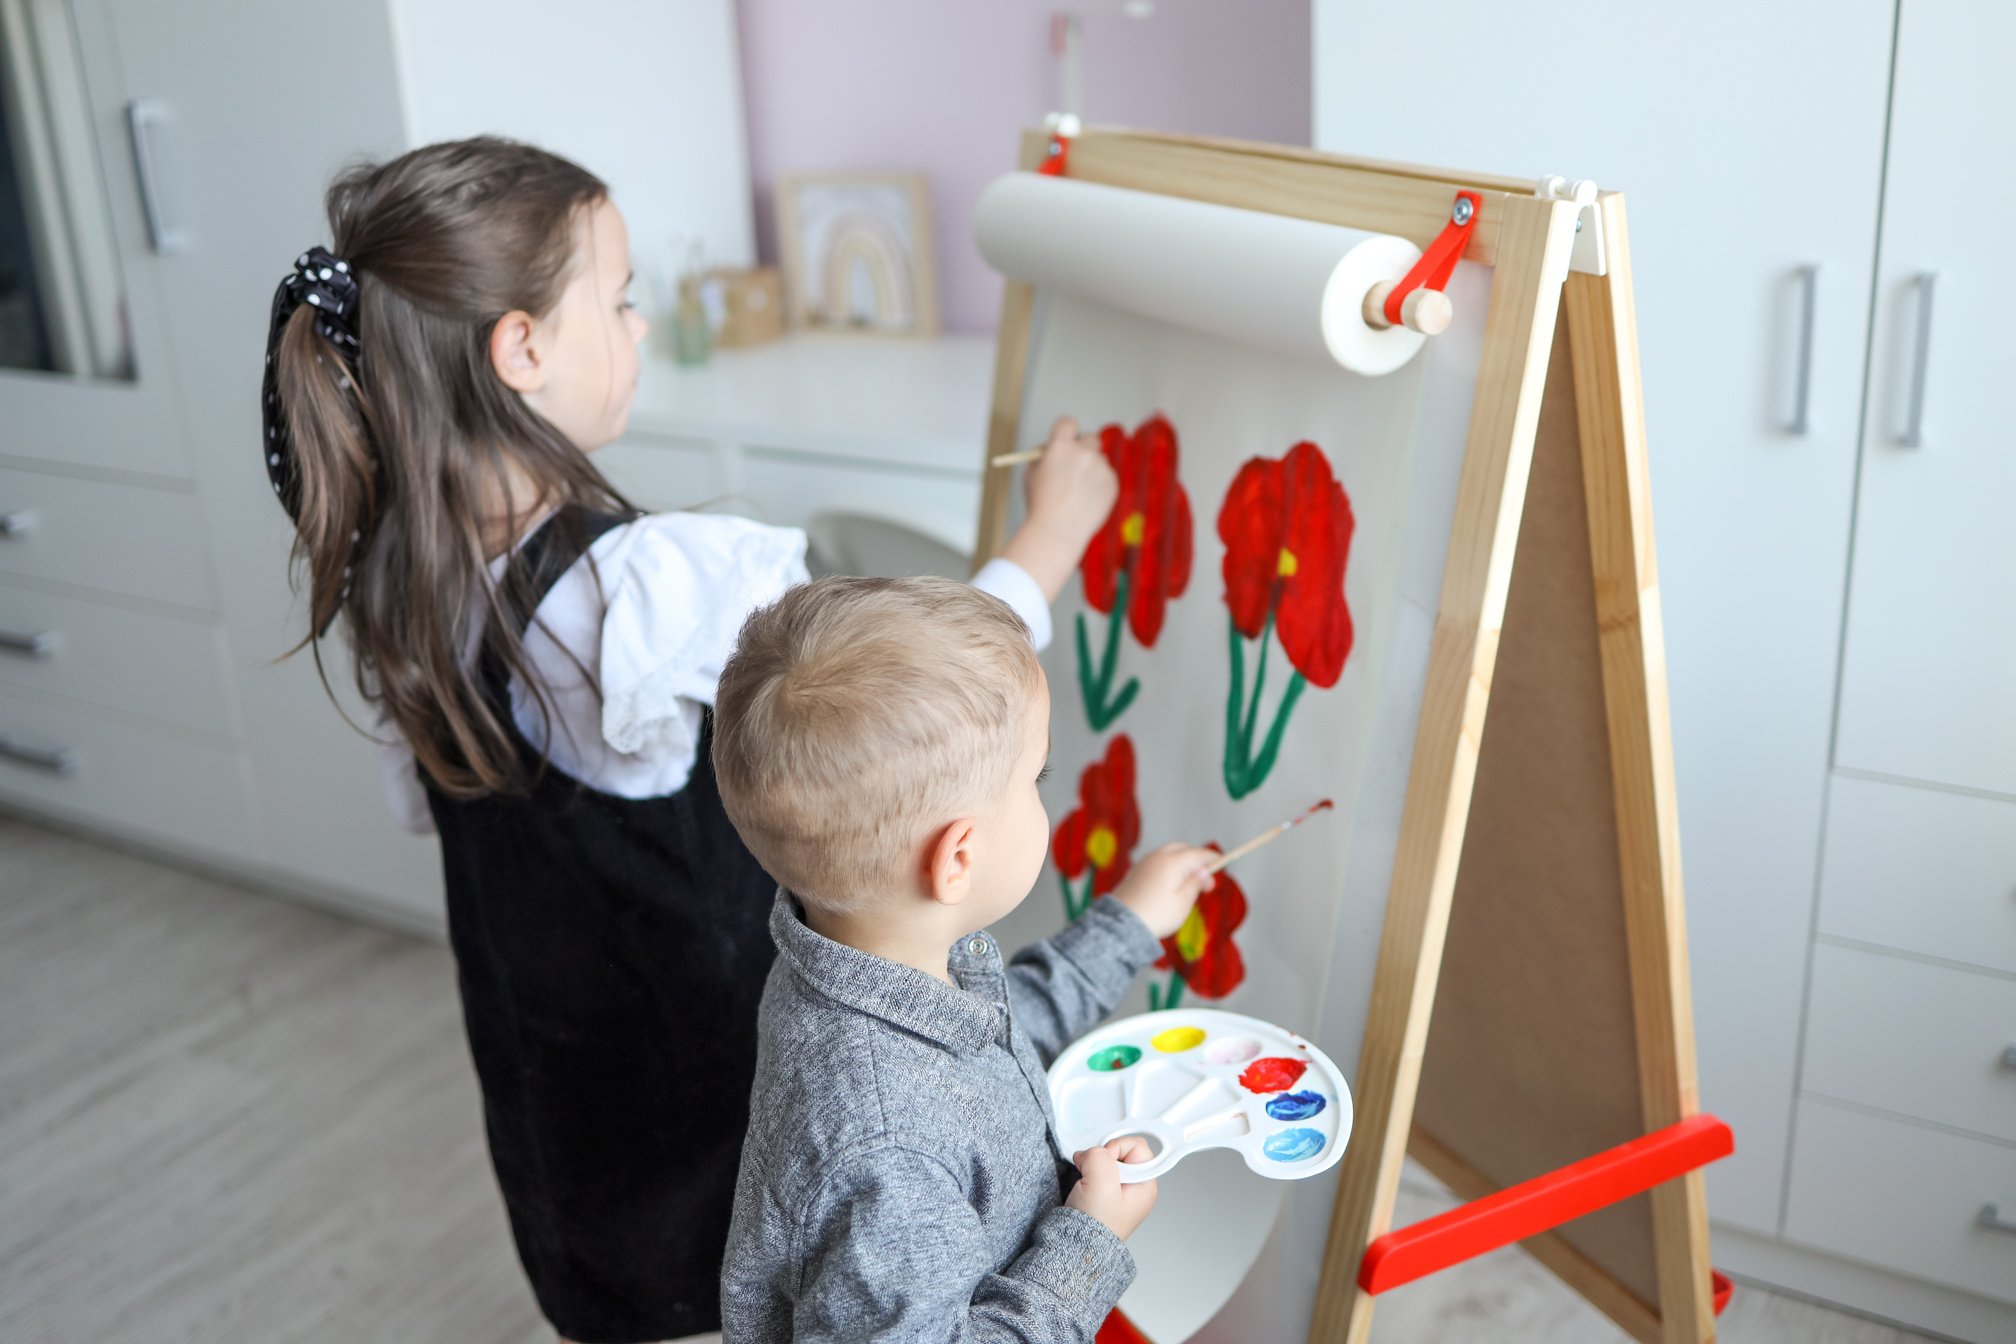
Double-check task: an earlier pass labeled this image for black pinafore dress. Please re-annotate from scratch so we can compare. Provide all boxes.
[424,507,777,1343]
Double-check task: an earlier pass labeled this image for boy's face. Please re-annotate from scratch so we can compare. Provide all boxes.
[963,668,1054,932]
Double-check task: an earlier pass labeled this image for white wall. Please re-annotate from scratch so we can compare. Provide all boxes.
[390,0,755,285]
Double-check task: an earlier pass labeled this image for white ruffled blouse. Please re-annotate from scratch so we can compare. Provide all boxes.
[379,512,1052,833]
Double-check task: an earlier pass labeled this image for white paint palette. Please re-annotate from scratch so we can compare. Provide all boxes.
[1048,1008,1352,1184]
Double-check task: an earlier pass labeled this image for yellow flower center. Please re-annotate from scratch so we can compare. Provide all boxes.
[1174,906,1209,963]
[1086,826,1118,870]
[1120,513,1146,546]
[1276,547,1298,578]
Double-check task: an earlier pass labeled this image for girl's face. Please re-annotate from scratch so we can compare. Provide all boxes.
[522,199,648,452]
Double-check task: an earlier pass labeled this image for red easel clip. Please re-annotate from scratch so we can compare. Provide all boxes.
[1037,111,1080,177]
[1038,130,1073,176]
[1383,190,1482,328]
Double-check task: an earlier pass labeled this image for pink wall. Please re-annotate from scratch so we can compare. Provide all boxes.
[735,0,1312,334]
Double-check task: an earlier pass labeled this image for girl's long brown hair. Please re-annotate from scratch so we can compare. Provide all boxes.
[276,137,632,798]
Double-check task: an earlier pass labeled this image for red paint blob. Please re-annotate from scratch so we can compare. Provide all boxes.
[1239,1056,1308,1093]
[1312,798,1335,812]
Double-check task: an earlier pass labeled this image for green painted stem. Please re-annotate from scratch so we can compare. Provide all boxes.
[1077,570,1140,732]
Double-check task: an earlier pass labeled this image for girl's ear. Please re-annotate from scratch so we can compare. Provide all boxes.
[926,817,979,907]
[489,309,545,393]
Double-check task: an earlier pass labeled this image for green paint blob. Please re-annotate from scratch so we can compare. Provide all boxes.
[1087,1044,1143,1072]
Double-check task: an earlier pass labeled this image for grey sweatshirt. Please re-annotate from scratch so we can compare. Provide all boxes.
[720,890,1164,1342]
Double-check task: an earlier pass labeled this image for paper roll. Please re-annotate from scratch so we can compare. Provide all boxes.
[974,173,1428,376]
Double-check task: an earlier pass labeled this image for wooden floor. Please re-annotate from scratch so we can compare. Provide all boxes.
[0,812,1948,1344]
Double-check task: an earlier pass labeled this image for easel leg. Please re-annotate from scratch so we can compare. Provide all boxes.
[971,133,1052,570]
[1307,194,1579,1344]
[1564,193,1715,1344]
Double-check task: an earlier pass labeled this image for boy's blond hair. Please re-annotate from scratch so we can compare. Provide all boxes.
[713,576,1041,911]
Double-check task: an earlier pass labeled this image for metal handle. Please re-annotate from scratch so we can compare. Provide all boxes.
[0,511,33,538]
[2002,1044,2016,1070]
[1901,271,1936,448]
[0,628,56,658]
[0,734,78,775]
[1788,264,1818,435]
[125,100,183,254]
[1980,1203,2016,1235]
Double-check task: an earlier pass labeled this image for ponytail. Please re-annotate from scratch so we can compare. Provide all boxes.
[262,138,631,798]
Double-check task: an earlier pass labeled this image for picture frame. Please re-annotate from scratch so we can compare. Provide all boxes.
[774,172,939,337]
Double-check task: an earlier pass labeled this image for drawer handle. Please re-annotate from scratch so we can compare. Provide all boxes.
[0,511,34,538]
[0,628,57,658]
[0,734,78,775]
[1981,1203,2016,1236]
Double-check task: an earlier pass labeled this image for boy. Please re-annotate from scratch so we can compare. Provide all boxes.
[713,576,1216,1342]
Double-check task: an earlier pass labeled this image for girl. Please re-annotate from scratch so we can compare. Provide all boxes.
[262,137,1115,1344]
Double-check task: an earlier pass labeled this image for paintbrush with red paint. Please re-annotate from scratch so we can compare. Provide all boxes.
[1201,798,1334,876]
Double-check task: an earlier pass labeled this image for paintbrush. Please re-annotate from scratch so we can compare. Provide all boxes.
[1201,798,1335,876]
[990,448,1046,467]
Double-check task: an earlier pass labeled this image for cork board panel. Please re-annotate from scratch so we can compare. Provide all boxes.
[1410,308,1657,1306]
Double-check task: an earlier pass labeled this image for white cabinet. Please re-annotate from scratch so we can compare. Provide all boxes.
[1833,1,2016,798]
[1783,5,2016,1325]
[1314,0,1895,1236]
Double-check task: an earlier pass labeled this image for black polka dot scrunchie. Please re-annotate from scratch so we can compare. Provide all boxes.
[259,246,359,519]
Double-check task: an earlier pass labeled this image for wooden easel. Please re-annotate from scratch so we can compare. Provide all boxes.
[973,127,1728,1344]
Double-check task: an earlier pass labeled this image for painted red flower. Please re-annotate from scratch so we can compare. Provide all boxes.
[1052,735,1141,897]
[1081,415,1194,648]
[1154,843,1247,998]
[1218,441,1355,688]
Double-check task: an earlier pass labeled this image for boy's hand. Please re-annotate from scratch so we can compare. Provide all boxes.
[998,417,1119,602]
[1109,841,1217,940]
[1066,1137,1159,1240]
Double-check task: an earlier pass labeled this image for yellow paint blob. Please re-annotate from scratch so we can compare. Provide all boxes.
[1086,826,1118,871]
[1276,547,1299,578]
[1120,512,1147,546]
[1152,1026,1207,1053]
[1174,906,1209,963]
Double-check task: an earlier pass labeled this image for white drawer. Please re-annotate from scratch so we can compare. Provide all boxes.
[1785,1098,2016,1305]
[1819,773,2016,976]
[740,449,979,558]
[597,434,725,513]
[0,466,216,609]
[0,583,238,738]
[1803,942,2016,1143]
[0,685,250,858]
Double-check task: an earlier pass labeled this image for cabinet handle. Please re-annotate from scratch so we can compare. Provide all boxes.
[0,734,78,775]
[1901,271,1937,448]
[0,511,33,538]
[1980,1203,2016,1236]
[125,100,184,255]
[2002,1044,2016,1071]
[1788,264,1818,435]
[0,628,56,658]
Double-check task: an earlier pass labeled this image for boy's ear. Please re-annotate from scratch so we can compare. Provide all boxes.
[489,310,546,394]
[926,817,979,907]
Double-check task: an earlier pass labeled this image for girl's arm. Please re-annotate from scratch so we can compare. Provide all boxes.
[994,418,1120,603]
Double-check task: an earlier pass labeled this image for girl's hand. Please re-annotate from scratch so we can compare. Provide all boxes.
[1066,1137,1160,1240]
[998,417,1118,601]
[1109,841,1218,940]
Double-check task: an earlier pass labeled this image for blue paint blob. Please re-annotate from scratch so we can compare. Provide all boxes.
[1265,1090,1328,1121]
[1263,1127,1326,1163]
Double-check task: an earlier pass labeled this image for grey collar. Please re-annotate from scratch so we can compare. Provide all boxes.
[768,890,1001,1054]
